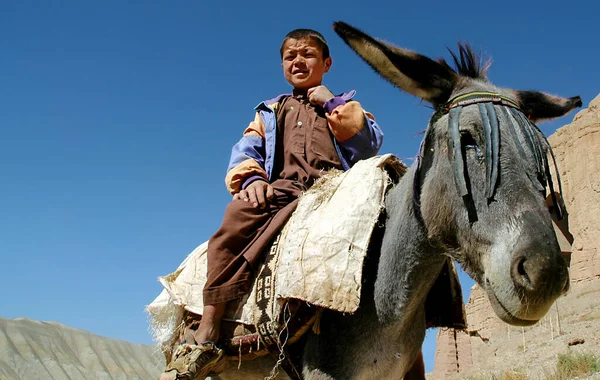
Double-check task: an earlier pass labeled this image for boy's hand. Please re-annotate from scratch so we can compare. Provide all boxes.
[308,85,334,107]
[233,180,275,208]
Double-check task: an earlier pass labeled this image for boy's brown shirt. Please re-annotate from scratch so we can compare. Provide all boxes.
[273,93,343,190]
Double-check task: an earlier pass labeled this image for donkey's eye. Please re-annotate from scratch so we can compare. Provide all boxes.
[460,131,478,148]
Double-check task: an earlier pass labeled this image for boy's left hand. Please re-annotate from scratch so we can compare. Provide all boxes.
[308,85,334,107]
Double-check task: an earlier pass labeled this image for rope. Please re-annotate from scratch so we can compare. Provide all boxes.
[264,302,293,380]
[238,341,242,370]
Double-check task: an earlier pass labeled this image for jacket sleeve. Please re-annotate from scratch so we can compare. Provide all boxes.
[224,113,269,194]
[324,98,384,166]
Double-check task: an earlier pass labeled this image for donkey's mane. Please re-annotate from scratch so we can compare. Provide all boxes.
[438,43,490,79]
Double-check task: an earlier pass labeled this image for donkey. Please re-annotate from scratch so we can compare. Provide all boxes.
[210,22,581,379]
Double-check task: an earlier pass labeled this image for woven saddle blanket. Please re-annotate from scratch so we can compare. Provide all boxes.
[147,154,407,355]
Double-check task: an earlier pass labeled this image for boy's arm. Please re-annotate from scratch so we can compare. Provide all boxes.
[324,98,384,165]
[225,113,269,194]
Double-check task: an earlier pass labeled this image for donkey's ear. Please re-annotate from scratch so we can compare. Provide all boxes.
[333,21,458,105]
[512,90,582,123]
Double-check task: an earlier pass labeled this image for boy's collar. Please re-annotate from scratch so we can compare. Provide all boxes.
[291,88,357,100]
[255,90,356,111]
[292,88,308,97]
[292,88,310,101]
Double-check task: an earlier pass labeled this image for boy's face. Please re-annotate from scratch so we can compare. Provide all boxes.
[281,37,332,91]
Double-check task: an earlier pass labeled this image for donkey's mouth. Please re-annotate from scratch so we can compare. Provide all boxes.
[485,280,538,327]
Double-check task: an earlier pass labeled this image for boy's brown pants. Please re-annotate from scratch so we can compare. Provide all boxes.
[203,179,302,305]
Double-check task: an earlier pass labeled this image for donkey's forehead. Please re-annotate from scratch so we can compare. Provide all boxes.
[433,105,486,134]
[455,108,483,125]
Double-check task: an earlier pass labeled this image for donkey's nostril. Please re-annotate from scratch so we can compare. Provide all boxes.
[512,255,534,291]
[517,258,530,284]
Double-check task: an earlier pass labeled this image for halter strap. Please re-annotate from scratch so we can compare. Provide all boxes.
[440,91,520,114]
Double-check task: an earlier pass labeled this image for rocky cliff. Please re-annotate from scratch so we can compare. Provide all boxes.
[548,94,600,286]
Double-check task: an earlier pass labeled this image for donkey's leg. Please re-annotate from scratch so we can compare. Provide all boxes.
[300,311,361,380]
[303,368,335,380]
[301,330,344,380]
[403,350,425,380]
[216,355,292,379]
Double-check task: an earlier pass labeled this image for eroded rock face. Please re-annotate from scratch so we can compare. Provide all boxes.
[463,285,503,341]
[432,94,600,378]
[548,93,600,286]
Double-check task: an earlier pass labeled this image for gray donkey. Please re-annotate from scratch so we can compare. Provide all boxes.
[211,22,581,380]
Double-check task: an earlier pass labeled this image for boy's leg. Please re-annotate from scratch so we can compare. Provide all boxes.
[197,188,300,345]
[160,183,301,379]
[193,303,226,344]
[195,200,271,346]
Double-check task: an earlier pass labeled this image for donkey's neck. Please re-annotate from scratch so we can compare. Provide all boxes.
[374,166,447,325]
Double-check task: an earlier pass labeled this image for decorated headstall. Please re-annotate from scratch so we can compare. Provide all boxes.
[414,91,565,221]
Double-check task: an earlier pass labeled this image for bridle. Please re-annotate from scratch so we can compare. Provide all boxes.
[413,91,565,223]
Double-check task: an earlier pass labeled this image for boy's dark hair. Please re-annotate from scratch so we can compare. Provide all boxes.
[280,29,330,59]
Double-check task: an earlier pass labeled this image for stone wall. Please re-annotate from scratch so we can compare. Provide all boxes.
[432,328,473,379]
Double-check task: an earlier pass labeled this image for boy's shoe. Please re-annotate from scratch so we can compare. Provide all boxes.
[159,341,225,380]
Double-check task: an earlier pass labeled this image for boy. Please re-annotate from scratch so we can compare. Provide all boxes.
[161,28,383,379]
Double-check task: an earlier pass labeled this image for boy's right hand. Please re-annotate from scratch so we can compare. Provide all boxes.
[233,180,275,208]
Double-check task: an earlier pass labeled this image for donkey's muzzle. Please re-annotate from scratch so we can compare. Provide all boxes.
[510,242,569,303]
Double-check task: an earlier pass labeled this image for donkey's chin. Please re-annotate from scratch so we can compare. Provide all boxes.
[486,282,548,326]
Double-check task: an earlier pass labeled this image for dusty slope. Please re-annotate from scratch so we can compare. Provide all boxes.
[0,317,163,380]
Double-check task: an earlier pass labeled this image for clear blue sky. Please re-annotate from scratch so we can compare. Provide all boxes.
[1,0,597,374]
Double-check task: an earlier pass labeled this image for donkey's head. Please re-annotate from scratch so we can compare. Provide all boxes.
[334,22,581,326]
